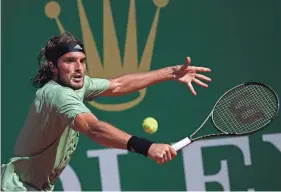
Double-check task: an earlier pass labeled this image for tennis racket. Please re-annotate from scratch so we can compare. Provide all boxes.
[172,82,279,151]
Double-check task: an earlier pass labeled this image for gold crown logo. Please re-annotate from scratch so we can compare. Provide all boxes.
[45,0,169,111]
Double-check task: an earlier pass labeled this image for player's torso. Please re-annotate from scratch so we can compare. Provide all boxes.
[11,81,86,190]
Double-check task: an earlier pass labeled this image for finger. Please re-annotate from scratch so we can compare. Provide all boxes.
[169,146,177,157]
[157,160,162,164]
[193,78,208,88]
[182,56,191,71]
[157,152,165,164]
[157,157,164,164]
[187,82,197,96]
[195,74,211,82]
[162,151,168,163]
[193,67,211,72]
[166,150,172,161]
[186,56,191,66]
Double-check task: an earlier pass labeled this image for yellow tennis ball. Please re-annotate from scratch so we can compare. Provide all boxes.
[142,117,158,134]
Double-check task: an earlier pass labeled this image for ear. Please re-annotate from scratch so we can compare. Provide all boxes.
[49,62,58,73]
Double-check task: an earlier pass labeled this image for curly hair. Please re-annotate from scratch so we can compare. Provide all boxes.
[31,32,83,88]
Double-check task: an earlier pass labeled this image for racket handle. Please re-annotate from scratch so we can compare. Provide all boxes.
[172,137,192,151]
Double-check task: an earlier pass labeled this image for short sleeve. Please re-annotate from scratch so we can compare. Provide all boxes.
[83,75,110,100]
[50,88,91,126]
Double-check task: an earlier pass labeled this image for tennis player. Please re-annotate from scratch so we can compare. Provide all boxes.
[1,32,211,191]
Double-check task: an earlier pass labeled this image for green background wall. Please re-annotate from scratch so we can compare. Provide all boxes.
[2,0,281,191]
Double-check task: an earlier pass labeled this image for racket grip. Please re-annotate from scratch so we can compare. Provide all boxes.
[172,137,192,151]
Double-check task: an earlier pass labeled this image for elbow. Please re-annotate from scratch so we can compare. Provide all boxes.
[73,113,100,135]
[73,113,109,146]
[108,78,124,96]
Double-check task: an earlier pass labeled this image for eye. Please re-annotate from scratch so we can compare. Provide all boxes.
[64,57,75,63]
[80,58,86,64]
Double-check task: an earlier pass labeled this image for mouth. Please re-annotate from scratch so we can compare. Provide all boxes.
[72,74,83,83]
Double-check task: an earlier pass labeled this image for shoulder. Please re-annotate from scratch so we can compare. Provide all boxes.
[84,75,110,88]
[40,81,80,103]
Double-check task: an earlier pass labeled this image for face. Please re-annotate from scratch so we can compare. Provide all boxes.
[54,52,86,90]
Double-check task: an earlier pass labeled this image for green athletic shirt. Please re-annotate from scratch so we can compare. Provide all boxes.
[1,75,110,191]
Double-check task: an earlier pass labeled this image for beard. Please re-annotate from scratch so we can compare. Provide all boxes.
[57,72,84,90]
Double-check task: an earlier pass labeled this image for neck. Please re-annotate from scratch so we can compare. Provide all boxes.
[51,74,64,86]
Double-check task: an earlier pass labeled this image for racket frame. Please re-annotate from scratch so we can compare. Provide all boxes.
[172,82,280,151]
[212,82,280,135]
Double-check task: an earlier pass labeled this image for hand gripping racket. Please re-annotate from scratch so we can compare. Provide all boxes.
[172,82,279,151]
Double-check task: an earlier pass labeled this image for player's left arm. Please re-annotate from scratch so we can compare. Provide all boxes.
[101,66,175,96]
[101,56,212,96]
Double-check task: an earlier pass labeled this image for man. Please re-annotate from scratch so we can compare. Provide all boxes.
[1,32,211,191]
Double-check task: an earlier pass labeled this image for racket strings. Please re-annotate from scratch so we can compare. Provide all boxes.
[212,84,278,134]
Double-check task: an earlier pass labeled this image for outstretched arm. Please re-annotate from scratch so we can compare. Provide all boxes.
[74,112,131,149]
[101,57,211,96]
[101,66,175,96]
[51,87,176,164]
[73,112,177,164]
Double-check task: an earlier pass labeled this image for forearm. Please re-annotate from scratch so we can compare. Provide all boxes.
[110,66,179,95]
[87,120,132,150]
[74,113,154,155]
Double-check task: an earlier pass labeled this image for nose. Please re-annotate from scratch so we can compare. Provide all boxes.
[75,61,82,71]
